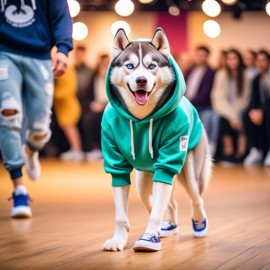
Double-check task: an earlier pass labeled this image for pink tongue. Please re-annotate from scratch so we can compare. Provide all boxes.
[135,90,148,106]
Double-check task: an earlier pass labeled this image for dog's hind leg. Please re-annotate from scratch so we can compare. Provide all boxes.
[103,186,130,251]
[133,182,172,251]
[180,129,212,237]
[135,171,153,213]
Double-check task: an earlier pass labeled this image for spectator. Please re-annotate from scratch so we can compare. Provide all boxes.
[74,46,93,152]
[185,46,218,155]
[175,52,193,76]
[54,66,84,161]
[0,0,72,218]
[243,50,270,166]
[218,50,227,70]
[212,49,251,164]
[83,54,110,160]
[244,49,258,79]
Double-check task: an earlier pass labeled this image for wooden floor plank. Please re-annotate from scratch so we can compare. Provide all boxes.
[0,160,270,269]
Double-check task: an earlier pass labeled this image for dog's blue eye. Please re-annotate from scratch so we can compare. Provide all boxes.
[149,64,156,70]
[126,64,134,70]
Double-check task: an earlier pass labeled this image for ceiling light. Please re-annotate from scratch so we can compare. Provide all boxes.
[67,0,80,18]
[266,2,270,16]
[115,0,135,17]
[138,0,154,3]
[168,5,180,16]
[111,21,131,36]
[73,22,88,41]
[221,0,238,5]
[202,0,221,17]
[203,20,221,38]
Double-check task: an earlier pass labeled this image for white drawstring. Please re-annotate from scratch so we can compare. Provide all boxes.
[31,0,36,10]
[130,119,135,160]
[149,118,154,158]
[1,0,5,12]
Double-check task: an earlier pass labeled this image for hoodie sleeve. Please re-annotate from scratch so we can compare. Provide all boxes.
[153,122,189,185]
[48,0,73,56]
[102,121,133,187]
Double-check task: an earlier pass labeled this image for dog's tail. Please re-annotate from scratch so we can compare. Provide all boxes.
[198,129,213,195]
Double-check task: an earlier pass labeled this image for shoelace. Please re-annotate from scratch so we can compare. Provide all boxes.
[194,220,205,230]
[161,221,173,229]
[140,233,155,241]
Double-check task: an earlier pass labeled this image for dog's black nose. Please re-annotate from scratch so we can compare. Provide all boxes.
[136,76,147,87]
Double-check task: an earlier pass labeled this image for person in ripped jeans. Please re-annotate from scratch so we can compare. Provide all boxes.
[0,0,73,218]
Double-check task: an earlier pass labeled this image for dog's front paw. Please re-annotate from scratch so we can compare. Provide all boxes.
[103,238,127,251]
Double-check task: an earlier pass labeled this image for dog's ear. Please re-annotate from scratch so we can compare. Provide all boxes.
[113,28,130,58]
[150,28,170,57]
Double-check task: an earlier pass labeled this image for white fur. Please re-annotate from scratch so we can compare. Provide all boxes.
[110,59,173,120]
[104,28,212,251]
[103,129,212,251]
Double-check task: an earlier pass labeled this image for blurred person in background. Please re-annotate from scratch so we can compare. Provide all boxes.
[175,52,193,76]
[244,49,258,79]
[0,0,72,217]
[243,50,270,166]
[185,46,218,155]
[212,49,251,164]
[83,54,110,161]
[54,66,84,161]
[74,46,93,152]
[218,50,227,70]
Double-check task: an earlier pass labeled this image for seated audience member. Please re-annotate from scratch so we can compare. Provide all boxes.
[185,45,218,155]
[74,46,93,152]
[176,52,193,76]
[54,66,84,161]
[244,49,258,79]
[83,54,110,160]
[243,50,270,166]
[212,49,251,163]
[218,50,227,69]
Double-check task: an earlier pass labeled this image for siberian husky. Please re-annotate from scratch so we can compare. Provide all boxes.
[102,28,212,252]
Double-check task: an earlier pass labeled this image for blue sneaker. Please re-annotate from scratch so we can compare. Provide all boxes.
[192,218,208,237]
[133,233,161,251]
[160,221,179,237]
[10,186,32,218]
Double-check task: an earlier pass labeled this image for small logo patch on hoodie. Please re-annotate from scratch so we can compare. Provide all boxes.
[180,136,188,151]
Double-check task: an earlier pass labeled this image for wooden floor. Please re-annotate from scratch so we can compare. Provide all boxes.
[0,160,270,270]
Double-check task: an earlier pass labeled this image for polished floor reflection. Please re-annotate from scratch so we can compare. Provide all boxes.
[0,160,270,269]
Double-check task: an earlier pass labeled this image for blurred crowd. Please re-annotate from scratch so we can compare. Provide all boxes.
[43,45,270,166]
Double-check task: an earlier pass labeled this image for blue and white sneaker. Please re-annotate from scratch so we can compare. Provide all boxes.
[160,221,179,237]
[10,185,32,218]
[192,218,208,237]
[133,233,161,251]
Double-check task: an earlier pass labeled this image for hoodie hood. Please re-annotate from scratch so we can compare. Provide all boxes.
[105,54,186,123]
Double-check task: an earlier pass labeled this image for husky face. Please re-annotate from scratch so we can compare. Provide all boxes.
[110,28,175,120]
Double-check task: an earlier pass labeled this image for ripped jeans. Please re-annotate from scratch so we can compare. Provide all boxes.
[0,52,54,179]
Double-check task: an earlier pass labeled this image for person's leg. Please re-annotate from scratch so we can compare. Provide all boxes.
[220,117,234,156]
[0,52,31,217]
[61,125,82,151]
[243,110,263,164]
[263,107,270,166]
[22,58,54,179]
[236,133,247,157]
[85,112,103,160]
[199,109,219,155]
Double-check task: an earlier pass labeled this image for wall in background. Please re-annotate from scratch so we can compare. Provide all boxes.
[73,11,270,68]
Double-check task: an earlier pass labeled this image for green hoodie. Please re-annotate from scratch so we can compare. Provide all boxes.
[102,55,203,187]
